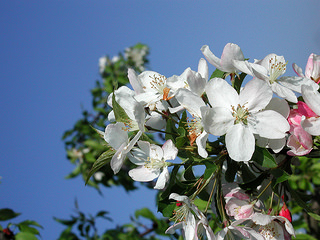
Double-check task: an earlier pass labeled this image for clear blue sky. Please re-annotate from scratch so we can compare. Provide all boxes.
[1,1,319,239]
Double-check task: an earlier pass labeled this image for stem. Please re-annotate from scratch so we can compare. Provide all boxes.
[205,177,217,213]
[256,180,272,200]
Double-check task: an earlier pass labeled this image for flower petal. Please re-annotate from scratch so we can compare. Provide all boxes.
[162,140,178,161]
[174,88,206,117]
[201,107,234,136]
[154,167,169,189]
[205,78,239,109]
[129,166,160,182]
[225,124,255,162]
[302,84,320,116]
[239,79,272,112]
[104,122,128,150]
[251,110,289,139]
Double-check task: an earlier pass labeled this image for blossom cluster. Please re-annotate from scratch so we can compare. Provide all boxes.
[100,43,320,239]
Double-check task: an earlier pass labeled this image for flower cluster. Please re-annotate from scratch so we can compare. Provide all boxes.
[97,43,320,239]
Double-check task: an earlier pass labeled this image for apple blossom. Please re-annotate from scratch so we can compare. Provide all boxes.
[165,193,216,240]
[128,140,178,189]
[104,122,142,174]
[166,58,209,97]
[293,53,320,85]
[287,101,314,156]
[201,77,289,162]
[171,88,209,158]
[201,43,245,75]
[250,213,295,240]
[235,53,307,103]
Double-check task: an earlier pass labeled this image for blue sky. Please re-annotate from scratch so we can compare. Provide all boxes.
[1,0,320,239]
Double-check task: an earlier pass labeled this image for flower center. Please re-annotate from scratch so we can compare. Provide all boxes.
[150,74,167,94]
[232,104,250,125]
[171,203,190,223]
[145,157,166,169]
[186,117,202,145]
[268,56,287,84]
[259,222,281,240]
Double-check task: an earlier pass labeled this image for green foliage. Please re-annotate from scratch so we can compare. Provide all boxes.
[0,208,42,240]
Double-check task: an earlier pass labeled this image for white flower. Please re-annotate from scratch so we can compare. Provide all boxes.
[165,193,216,240]
[166,58,209,97]
[251,213,295,240]
[128,69,172,111]
[104,122,142,174]
[201,78,289,162]
[201,43,245,75]
[128,140,178,189]
[235,54,305,103]
[171,88,209,158]
[216,219,264,240]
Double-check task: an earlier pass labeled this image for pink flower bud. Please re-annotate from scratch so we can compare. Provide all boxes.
[279,199,292,223]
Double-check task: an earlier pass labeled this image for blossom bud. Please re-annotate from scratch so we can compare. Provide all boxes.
[279,201,292,223]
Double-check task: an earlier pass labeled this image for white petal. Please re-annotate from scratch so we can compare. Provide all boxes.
[196,131,209,158]
[271,82,297,103]
[278,76,307,93]
[128,148,148,165]
[174,88,206,117]
[110,142,127,174]
[302,84,320,115]
[240,79,272,112]
[301,117,320,136]
[225,124,255,162]
[150,144,164,160]
[201,45,221,69]
[128,68,143,94]
[205,78,239,109]
[251,110,289,139]
[198,58,208,81]
[154,167,169,189]
[201,107,234,136]
[265,98,290,118]
[129,166,160,182]
[292,63,304,77]
[162,140,178,161]
[220,43,245,73]
[104,122,128,150]
[188,72,207,96]
[169,193,189,202]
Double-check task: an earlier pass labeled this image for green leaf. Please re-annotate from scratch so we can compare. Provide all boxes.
[294,234,318,240]
[112,92,130,123]
[0,208,21,221]
[85,149,116,185]
[53,217,77,226]
[252,146,277,168]
[134,208,156,221]
[204,161,217,180]
[210,68,226,79]
[15,232,38,240]
[240,172,269,191]
[271,169,290,186]
[307,212,320,221]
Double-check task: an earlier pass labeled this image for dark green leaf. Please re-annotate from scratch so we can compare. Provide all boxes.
[252,146,277,168]
[15,232,38,240]
[134,208,156,221]
[85,149,116,185]
[204,161,217,179]
[210,68,226,79]
[53,217,77,226]
[0,208,21,221]
[112,92,130,123]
